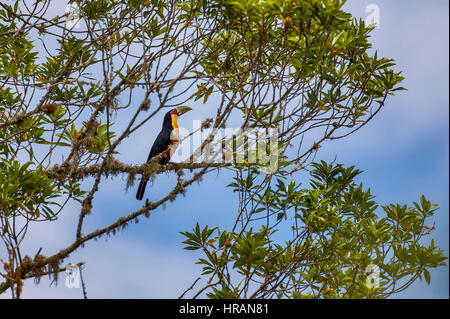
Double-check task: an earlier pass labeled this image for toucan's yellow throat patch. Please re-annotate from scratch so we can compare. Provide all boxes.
[171,113,179,129]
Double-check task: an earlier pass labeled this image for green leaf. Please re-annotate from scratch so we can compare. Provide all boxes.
[423,269,431,285]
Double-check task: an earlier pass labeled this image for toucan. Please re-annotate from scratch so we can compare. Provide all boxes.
[136,105,192,200]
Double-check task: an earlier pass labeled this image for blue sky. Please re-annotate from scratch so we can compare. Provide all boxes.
[2,0,448,299]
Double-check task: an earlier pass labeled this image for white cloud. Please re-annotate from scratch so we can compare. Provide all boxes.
[330,0,450,157]
[0,199,202,299]
[346,1,449,125]
[1,235,201,299]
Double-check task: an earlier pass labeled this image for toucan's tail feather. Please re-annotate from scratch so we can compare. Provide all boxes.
[136,179,148,200]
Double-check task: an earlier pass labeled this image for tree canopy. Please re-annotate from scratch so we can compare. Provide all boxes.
[0,0,446,298]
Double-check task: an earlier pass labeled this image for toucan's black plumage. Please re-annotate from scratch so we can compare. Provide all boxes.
[136,106,192,200]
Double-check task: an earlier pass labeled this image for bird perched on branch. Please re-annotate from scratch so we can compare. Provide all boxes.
[136,105,192,200]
